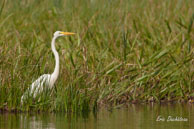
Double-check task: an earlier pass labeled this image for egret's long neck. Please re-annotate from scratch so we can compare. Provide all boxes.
[51,36,59,84]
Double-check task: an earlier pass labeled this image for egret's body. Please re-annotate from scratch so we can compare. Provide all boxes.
[29,74,51,97]
[21,31,75,104]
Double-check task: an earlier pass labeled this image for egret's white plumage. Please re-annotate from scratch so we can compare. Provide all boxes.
[21,31,75,104]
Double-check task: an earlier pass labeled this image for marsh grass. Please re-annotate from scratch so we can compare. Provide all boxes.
[0,0,194,112]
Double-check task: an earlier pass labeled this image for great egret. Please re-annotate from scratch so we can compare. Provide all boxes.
[21,31,75,104]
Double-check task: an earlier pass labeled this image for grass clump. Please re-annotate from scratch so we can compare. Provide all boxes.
[0,0,194,112]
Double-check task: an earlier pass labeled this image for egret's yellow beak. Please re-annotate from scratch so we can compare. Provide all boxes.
[60,32,76,35]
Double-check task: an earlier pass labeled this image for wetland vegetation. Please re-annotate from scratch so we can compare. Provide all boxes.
[0,0,194,112]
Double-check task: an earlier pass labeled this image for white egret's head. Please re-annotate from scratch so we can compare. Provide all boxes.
[54,31,75,37]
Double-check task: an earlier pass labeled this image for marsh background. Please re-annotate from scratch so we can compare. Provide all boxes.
[0,0,193,112]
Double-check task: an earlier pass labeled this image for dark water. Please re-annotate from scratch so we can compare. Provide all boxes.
[0,103,193,129]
